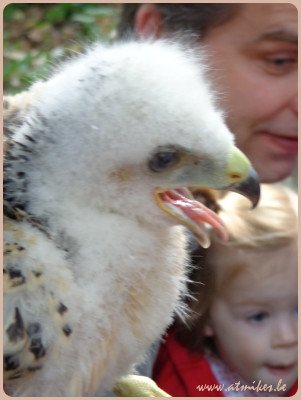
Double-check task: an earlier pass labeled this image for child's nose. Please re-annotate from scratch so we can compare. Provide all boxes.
[271,319,297,348]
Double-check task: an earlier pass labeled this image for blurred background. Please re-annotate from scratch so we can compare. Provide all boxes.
[4,3,121,93]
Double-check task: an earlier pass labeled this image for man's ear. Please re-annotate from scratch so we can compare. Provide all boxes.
[134,4,164,38]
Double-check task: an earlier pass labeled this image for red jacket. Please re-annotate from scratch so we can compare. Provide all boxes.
[153,329,298,397]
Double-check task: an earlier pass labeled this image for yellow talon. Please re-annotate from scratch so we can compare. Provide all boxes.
[113,374,171,397]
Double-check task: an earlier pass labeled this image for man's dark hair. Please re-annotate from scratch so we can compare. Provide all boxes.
[118,3,241,38]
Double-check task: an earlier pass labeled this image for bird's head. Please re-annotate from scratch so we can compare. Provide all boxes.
[76,40,260,247]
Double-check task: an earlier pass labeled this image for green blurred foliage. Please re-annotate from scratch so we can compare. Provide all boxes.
[4,3,121,93]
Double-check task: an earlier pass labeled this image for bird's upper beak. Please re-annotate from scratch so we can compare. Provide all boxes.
[223,146,260,209]
[154,145,260,248]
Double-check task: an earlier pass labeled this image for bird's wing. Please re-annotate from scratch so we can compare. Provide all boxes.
[3,203,76,393]
[3,88,52,387]
[4,205,48,383]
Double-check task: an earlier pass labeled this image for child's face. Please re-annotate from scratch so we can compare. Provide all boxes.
[205,242,297,391]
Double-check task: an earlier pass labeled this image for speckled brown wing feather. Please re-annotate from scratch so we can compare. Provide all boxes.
[3,208,48,384]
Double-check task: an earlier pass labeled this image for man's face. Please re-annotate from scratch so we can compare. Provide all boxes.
[206,244,298,391]
[203,4,297,183]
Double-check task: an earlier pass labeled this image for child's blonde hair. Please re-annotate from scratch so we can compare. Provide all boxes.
[177,184,298,351]
[218,183,297,249]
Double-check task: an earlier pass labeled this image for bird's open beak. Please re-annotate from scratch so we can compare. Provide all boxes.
[153,146,260,248]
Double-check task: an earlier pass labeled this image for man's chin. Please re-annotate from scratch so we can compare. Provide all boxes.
[252,157,297,184]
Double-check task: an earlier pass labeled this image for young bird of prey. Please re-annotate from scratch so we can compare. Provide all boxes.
[3,40,260,396]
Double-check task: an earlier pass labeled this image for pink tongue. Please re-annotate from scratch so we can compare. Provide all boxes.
[160,190,228,241]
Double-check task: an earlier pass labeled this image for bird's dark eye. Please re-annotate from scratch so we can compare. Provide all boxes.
[148,147,180,172]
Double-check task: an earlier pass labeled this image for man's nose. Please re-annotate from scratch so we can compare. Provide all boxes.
[272,319,297,348]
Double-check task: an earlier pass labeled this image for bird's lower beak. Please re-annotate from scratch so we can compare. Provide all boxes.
[224,146,260,208]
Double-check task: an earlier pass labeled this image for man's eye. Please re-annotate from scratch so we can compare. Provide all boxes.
[272,58,291,65]
[270,56,295,66]
[247,312,269,323]
[264,53,297,74]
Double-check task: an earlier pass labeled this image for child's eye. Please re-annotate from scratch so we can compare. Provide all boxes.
[247,312,269,323]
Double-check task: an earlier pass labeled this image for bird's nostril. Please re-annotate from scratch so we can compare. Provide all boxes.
[229,173,242,181]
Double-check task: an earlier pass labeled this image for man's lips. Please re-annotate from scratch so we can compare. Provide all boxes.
[261,131,298,155]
